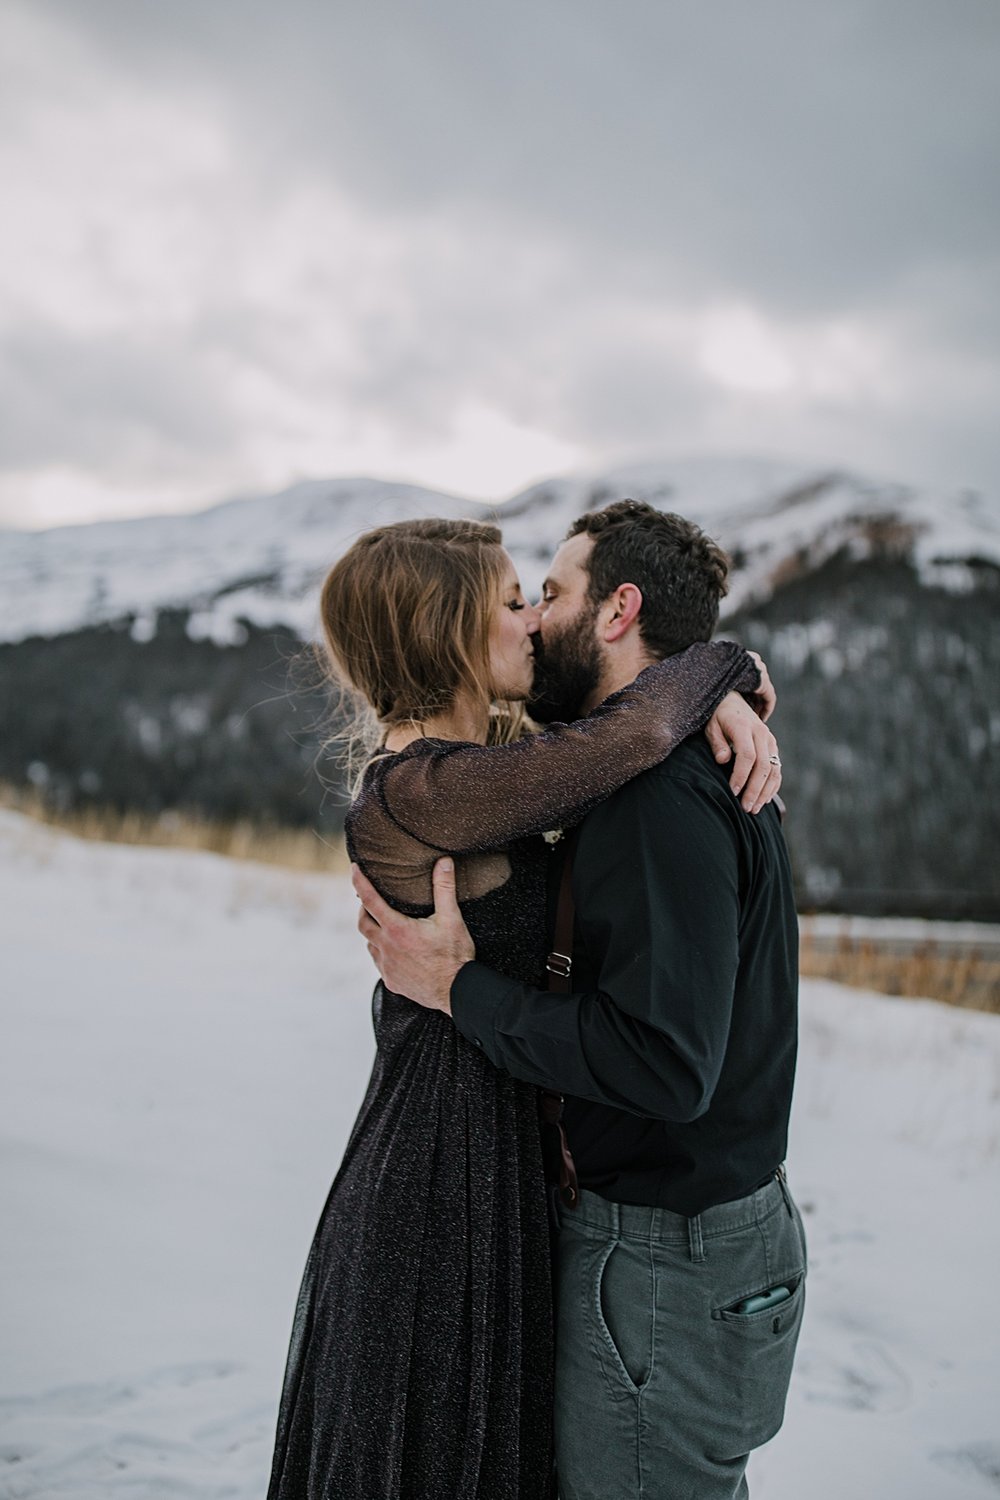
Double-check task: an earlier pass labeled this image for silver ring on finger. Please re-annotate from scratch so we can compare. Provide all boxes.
[769,754,781,766]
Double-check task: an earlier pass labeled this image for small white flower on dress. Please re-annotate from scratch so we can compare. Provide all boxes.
[541,828,564,845]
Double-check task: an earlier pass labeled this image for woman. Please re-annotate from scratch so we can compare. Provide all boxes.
[267,518,776,1500]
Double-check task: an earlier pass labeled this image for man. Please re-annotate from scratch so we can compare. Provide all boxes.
[353,501,805,1500]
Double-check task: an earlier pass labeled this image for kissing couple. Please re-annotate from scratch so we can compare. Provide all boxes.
[267,498,806,1500]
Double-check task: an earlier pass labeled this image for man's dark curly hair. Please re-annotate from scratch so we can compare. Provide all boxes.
[566,499,730,658]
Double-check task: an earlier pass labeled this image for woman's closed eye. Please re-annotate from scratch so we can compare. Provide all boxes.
[507,599,526,612]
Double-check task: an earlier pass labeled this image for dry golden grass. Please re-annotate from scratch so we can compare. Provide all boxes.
[0,784,348,873]
[5,785,996,1012]
[799,925,1000,1014]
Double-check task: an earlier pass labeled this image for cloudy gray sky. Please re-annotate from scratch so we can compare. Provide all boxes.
[3,0,999,527]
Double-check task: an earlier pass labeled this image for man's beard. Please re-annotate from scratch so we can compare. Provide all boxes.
[528,604,604,724]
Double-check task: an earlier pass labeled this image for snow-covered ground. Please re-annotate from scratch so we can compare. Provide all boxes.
[2,810,998,1499]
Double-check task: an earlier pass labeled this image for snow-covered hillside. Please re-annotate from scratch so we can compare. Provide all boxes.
[2,811,999,1499]
[499,457,999,613]
[0,478,473,647]
[1,458,996,645]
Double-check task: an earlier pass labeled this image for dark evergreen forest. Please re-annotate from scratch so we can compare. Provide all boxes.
[727,555,999,919]
[2,555,997,918]
[0,612,348,838]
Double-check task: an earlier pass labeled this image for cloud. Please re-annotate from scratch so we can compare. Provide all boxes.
[36,0,1000,306]
[2,0,998,526]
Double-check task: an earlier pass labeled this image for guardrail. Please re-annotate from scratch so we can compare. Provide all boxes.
[798,915,1000,1013]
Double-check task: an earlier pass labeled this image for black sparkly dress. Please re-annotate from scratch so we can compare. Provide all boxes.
[266,642,759,1500]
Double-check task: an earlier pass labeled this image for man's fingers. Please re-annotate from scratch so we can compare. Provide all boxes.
[351,864,393,928]
[431,857,461,915]
[357,907,381,943]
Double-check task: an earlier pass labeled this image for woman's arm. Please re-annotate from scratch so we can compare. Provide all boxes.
[365,641,769,857]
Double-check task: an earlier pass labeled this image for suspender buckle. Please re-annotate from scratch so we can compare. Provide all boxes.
[546,950,572,980]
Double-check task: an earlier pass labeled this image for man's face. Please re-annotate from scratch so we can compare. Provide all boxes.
[529,533,605,723]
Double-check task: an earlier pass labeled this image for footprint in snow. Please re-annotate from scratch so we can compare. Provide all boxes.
[0,1362,241,1423]
[0,1364,267,1500]
[797,1338,912,1413]
[931,1445,1000,1494]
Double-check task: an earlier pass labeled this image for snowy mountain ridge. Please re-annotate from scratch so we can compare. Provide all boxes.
[1,457,996,646]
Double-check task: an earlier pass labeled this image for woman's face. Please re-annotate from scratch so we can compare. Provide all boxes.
[487,551,541,701]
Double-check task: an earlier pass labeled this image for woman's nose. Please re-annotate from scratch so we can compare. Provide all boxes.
[523,602,542,633]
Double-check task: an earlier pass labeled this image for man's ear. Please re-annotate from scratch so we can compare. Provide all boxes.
[601,583,643,643]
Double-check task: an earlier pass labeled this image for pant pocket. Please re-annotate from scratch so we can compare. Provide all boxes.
[708,1271,806,1458]
[593,1240,653,1397]
[555,1230,644,1499]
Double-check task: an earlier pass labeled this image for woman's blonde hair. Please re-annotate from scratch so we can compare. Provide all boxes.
[318,517,524,768]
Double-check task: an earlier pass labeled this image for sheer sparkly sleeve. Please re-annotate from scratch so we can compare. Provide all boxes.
[368,641,759,856]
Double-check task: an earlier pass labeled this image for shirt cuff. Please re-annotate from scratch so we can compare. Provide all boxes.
[450,960,513,1057]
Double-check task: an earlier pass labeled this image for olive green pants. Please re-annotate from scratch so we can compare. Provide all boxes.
[554,1176,806,1499]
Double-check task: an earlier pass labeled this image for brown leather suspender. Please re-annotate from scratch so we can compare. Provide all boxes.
[540,842,580,1209]
[545,844,575,993]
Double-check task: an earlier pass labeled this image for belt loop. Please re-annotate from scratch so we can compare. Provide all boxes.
[687,1212,705,1264]
[610,1199,621,1241]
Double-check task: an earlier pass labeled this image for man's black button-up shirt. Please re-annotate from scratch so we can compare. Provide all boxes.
[451,734,799,1217]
